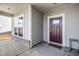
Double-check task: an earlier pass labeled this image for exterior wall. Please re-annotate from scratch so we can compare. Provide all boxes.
[12,5,43,47]
[32,6,43,46]
[12,5,31,41]
[24,5,31,41]
[43,4,79,49]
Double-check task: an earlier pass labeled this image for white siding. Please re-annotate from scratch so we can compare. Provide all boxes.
[43,4,79,49]
[32,7,43,46]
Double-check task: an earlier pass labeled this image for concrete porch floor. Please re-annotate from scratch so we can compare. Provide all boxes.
[19,42,79,56]
[0,36,29,56]
[0,36,79,56]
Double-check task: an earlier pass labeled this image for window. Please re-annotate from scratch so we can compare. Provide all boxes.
[0,15,12,33]
[53,20,59,24]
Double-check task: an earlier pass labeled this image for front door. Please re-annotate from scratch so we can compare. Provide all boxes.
[49,17,62,44]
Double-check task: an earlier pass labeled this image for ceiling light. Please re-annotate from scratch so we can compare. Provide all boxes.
[53,3,56,4]
[7,8,11,10]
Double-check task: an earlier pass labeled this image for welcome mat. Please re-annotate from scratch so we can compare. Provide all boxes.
[48,43,62,49]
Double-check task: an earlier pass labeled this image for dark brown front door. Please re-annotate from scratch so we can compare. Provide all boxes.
[49,17,62,44]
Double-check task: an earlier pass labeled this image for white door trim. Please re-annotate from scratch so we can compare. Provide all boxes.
[47,14,65,47]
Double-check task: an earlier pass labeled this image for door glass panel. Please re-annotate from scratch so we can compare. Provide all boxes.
[53,20,59,24]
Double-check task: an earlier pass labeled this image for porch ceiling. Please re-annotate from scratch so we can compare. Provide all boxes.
[30,3,66,13]
[0,3,72,15]
[0,3,28,15]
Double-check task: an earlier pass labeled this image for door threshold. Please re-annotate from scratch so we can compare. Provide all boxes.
[48,42,62,49]
[49,41,62,46]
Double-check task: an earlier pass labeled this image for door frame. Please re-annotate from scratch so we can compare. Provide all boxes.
[48,14,65,46]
